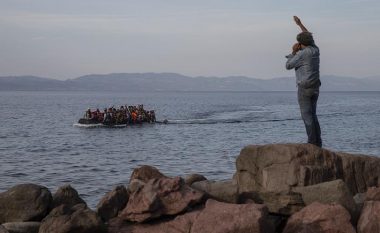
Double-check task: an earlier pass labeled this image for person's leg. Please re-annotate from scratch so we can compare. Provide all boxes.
[298,88,321,147]
[310,89,322,147]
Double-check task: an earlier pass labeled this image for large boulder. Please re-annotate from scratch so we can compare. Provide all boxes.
[191,180,238,203]
[119,177,205,223]
[127,165,167,194]
[239,191,305,216]
[283,202,356,233]
[52,184,86,209]
[292,179,357,218]
[190,199,274,233]
[0,184,52,223]
[109,199,274,233]
[235,144,380,195]
[96,185,129,222]
[2,222,40,233]
[108,210,201,233]
[39,203,106,233]
[129,165,166,183]
[357,201,380,233]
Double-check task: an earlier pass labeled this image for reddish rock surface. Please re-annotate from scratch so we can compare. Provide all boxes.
[96,185,129,222]
[0,184,52,224]
[235,144,380,195]
[365,186,380,201]
[191,199,274,233]
[357,201,380,233]
[119,177,205,222]
[283,202,356,233]
[130,165,166,183]
[110,199,273,233]
[108,210,201,233]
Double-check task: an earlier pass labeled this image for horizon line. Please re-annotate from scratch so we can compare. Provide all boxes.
[0,72,378,81]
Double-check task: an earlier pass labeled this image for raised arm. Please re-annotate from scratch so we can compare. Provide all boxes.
[293,16,309,32]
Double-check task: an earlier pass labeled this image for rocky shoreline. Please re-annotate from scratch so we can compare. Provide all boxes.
[1,143,380,233]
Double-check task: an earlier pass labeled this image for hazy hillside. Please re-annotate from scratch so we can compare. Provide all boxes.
[0,76,68,91]
[1,73,379,91]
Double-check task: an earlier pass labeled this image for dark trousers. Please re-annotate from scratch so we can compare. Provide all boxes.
[297,87,322,147]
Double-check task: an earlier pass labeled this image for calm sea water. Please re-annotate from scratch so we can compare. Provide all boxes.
[1,91,379,208]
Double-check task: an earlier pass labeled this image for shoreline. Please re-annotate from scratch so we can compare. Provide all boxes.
[1,143,380,233]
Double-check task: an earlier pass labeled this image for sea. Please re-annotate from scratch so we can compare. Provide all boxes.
[1,91,379,208]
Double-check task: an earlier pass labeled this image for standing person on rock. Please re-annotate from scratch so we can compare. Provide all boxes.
[286,16,322,147]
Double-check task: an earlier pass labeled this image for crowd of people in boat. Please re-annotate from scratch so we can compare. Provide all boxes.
[83,104,156,125]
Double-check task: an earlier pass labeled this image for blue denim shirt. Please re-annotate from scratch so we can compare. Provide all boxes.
[286,45,321,89]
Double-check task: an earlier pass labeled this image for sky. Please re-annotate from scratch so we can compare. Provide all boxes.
[0,0,379,80]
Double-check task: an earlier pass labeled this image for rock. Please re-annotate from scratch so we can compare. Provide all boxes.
[0,225,9,233]
[108,210,201,233]
[119,176,205,223]
[184,174,207,186]
[0,184,52,224]
[52,184,86,209]
[191,179,238,203]
[235,144,380,195]
[365,186,380,201]
[292,179,357,219]
[110,199,273,233]
[128,179,146,194]
[39,203,106,233]
[283,202,356,233]
[357,201,380,233]
[239,191,305,215]
[190,199,274,233]
[129,165,165,183]
[96,185,129,222]
[2,222,40,233]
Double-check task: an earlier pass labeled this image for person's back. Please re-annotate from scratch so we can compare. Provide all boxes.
[286,43,320,89]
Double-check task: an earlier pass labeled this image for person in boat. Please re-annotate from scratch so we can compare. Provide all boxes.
[92,111,98,122]
[151,110,156,122]
[114,109,119,124]
[103,108,112,124]
[116,108,124,124]
[124,105,131,124]
[137,112,143,124]
[121,106,128,124]
[108,108,114,124]
[85,108,92,119]
[97,108,103,123]
[131,110,138,123]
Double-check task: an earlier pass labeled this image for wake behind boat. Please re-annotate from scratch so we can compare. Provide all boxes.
[77,104,156,127]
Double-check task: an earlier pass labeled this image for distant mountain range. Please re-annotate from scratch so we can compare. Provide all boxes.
[0,73,379,91]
